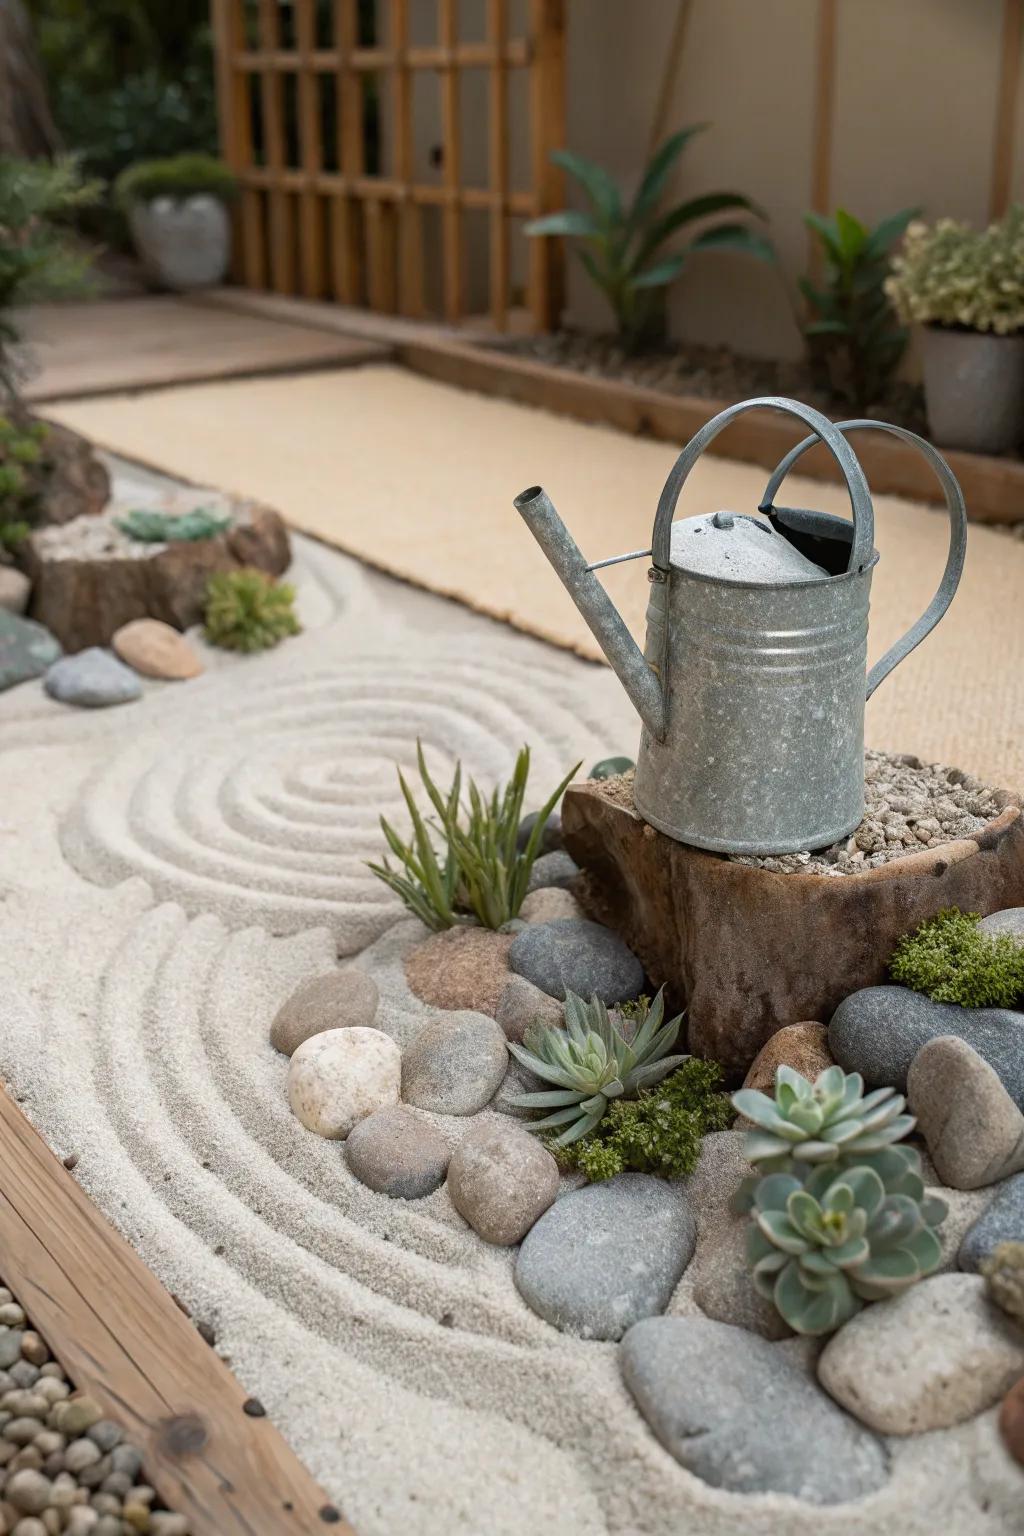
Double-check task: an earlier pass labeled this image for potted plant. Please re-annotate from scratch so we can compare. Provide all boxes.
[525,126,773,354]
[115,153,237,291]
[801,206,918,413]
[886,209,1024,453]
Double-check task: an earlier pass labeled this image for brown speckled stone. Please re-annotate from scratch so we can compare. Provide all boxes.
[404,926,512,1015]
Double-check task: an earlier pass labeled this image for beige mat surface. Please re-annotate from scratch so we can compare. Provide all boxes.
[48,365,1024,788]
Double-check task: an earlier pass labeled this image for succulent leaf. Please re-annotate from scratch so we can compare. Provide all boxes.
[513,988,686,1146]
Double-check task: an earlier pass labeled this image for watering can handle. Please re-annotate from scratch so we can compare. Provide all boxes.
[650,396,876,574]
[761,420,967,701]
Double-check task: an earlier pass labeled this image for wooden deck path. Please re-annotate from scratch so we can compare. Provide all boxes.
[0,1083,354,1535]
[20,296,390,403]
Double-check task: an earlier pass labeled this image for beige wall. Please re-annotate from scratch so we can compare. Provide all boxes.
[558,0,1011,360]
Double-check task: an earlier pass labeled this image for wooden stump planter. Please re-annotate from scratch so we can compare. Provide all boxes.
[24,499,291,651]
[562,776,1024,1079]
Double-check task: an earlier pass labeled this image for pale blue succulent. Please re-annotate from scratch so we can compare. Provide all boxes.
[747,1161,947,1335]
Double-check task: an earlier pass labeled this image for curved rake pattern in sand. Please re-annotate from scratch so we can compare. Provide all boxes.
[0,880,1014,1536]
[60,647,620,953]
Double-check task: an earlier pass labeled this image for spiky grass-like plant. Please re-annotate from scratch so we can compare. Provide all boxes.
[203,568,300,652]
[367,743,578,932]
[506,988,687,1145]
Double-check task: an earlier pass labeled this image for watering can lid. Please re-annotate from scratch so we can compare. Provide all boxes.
[669,511,830,583]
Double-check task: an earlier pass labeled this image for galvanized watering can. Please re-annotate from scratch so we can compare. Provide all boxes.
[514,397,968,855]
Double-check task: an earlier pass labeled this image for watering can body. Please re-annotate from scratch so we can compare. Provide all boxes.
[515,397,967,856]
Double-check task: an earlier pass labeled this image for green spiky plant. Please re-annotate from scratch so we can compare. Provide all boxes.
[117,506,231,543]
[889,907,1024,1008]
[552,1055,732,1180]
[801,206,918,411]
[507,988,688,1145]
[368,743,579,931]
[745,1162,946,1335]
[0,414,48,553]
[202,568,300,652]
[732,1065,946,1335]
[525,126,773,352]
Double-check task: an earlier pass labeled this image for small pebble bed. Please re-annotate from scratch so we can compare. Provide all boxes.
[600,750,1007,874]
[734,750,1006,873]
[0,1287,188,1536]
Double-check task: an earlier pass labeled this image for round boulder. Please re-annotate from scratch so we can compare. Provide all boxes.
[446,1120,559,1245]
[270,969,379,1056]
[112,618,203,679]
[44,647,141,707]
[519,887,583,924]
[741,1022,833,1093]
[509,918,644,1004]
[493,973,563,1044]
[287,1027,401,1139]
[402,1011,508,1116]
[404,926,512,1015]
[345,1106,450,1199]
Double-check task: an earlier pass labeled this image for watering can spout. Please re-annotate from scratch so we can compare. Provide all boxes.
[513,485,666,739]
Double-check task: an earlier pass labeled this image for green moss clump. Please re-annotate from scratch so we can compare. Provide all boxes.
[115,153,237,209]
[889,907,1024,1008]
[552,1058,734,1182]
[203,568,300,653]
[982,1241,1024,1323]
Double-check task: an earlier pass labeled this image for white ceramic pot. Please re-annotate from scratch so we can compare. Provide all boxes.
[129,194,231,291]
[920,325,1024,455]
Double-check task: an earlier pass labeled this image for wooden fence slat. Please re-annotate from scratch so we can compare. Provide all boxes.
[488,0,510,330]
[294,0,326,297]
[991,0,1023,219]
[212,0,267,288]
[258,0,296,293]
[391,0,424,316]
[0,1085,348,1535]
[528,0,566,331]
[439,0,463,322]
[333,0,364,305]
[808,0,837,279]
[215,0,553,326]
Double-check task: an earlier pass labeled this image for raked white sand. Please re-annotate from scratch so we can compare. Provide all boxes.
[0,464,1020,1535]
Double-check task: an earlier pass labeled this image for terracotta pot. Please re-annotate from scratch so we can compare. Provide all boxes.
[920,326,1024,454]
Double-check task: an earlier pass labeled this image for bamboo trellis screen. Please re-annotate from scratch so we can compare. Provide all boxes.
[210,0,566,330]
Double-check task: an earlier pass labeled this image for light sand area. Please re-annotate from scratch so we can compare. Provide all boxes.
[47,365,1024,789]
[0,461,1020,1533]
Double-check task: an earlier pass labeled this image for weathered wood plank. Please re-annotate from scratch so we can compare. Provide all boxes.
[0,1084,351,1535]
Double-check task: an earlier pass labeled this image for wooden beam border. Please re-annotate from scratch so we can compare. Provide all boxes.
[0,1083,350,1536]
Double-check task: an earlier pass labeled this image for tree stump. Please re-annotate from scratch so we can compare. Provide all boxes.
[24,499,291,651]
[562,775,1024,1078]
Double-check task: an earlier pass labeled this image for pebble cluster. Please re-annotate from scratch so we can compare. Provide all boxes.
[0,1289,188,1536]
[731,750,1005,874]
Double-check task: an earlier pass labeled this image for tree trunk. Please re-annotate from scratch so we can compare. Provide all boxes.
[0,0,60,160]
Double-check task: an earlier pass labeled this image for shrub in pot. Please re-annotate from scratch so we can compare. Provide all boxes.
[886,210,1024,453]
[525,126,774,354]
[115,154,237,291]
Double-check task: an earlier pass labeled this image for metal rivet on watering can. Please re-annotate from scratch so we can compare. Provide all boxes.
[514,397,968,856]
